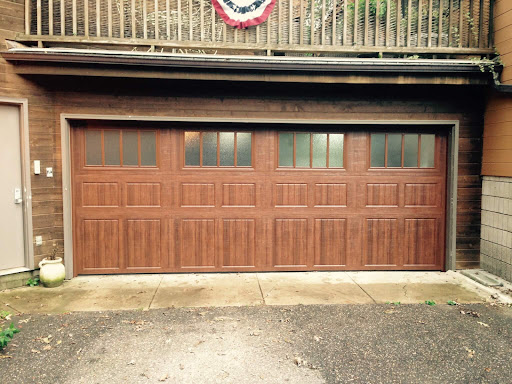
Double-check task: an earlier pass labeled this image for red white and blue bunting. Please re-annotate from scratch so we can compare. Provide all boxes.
[212,0,276,29]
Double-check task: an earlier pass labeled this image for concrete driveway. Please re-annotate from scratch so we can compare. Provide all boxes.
[0,271,504,314]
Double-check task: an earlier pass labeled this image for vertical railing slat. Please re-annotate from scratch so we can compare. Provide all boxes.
[448,0,453,47]
[439,0,443,47]
[300,0,304,44]
[407,0,412,47]
[132,0,136,38]
[364,0,369,46]
[61,0,65,35]
[188,0,193,41]
[332,0,336,45]
[459,0,463,47]
[311,0,315,44]
[278,0,282,44]
[386,0,390,46]
[200,0,203,41]
[267,12,271,46]
[167,0,171,40]
[25,0,30,35]
[143,0,148,39]
[428,0,433,47]
[37,0,42,35]
[155,0,160,40]
[49,0,54,35]
[488,0,494,48]
[72,0,77,36]
[84,0,89,37]
[354,0,358,45]
[211,0,215,42]
[289,0,293,44]
[375,0,379,46]
[478,0,484,48]
[177,0,182,40]
[418,0,422,47]
[120,0,125,38]
[396,0,401,46]
[343,0,347,45]
[321,0,326,45]
[108,0,112,37]
[96,0,101,37]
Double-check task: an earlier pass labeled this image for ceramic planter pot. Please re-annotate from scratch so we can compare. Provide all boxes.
[38,257,65,288]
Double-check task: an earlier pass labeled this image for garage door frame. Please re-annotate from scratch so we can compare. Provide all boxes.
[60,114,459,279]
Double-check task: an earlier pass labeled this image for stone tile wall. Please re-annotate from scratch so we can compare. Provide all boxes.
[480,176,512,281]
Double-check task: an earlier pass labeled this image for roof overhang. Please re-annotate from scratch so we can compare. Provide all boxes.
[1,47,498,85]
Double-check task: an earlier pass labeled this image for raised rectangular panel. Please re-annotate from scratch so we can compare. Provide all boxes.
[366,184,399,206]
[181,183,215,207]
[275,184,308,207]
[314,219,346,266]
[222,184,256,207]
[274,219,307,266]
[404,219,437,266]
[405,184,438,206]
[314,184,347,207]
[126,183,161,207]
[126,220,161,268]
[180,219,215,267]
[222,219,255,267]
[82,183,119,207]
[365,219,398,266]
[82,220,119,269]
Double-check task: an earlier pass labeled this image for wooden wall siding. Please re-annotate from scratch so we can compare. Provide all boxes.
[0,0,62,267]
[482,0,512,178]
[53,81,483,270]
[21,0,494,55]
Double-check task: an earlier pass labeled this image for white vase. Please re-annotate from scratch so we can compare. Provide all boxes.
[38,257,65,288]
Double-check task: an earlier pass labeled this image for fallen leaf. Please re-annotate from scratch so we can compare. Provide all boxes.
[0,355,12,359]
[485,367,492,372]
[159,374,169,382]
[31,349,40,354]
[56,340,62,345]
[127,360,135,365]
[384,310,395,314]
[43,345,52,351]
[477,321,490,327]
[465,347,475,358]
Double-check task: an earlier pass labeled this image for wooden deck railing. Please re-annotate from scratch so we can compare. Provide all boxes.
[21,0,494,55]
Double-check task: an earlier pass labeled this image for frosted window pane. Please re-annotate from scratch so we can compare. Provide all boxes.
[141,131,156,166]
[203,132,217,166]
[387,134,402,167]
[236,132,252,167]
[370,133,385,167]
[122,131,138,166]
[296,133,310,167]
[279,133,294,167]
[104,130,120,165]
[312,134,327,168]
[404,134,419,167]
[85,130,102,165]
[329,134,344,167]
[185,132,200,166]
[219,132,235,166]
[420,134,435,168]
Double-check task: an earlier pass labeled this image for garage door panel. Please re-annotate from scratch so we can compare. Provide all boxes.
[222,184,257,207]
[366,184,399,207]
[178,219,216,268]
[82,219,120,270]
[126,183,161,207]
[274,183,308,207]
[364,218,400,266]
[314,183,347,207]
[404,218,439,266]
[82,182,120,207]
[222,219,256,268]
[180,183,215,207]
[126,219,163,268]
[274,219,308,267]
[404,183,440,207]
[314,219,347,267]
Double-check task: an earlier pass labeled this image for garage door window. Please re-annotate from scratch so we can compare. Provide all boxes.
[370,133,435,168]
[184,131,252,167]
[278,132,344,168]
[85,129,157,167]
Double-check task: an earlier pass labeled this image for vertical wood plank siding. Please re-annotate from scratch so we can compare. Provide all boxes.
[482,0,512,177]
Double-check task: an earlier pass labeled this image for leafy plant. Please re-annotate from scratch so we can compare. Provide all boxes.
[447,300,458,306]
[26,277,40,287]
[0,323,19,351]
[0,311,11,320]
[425,300,436,306]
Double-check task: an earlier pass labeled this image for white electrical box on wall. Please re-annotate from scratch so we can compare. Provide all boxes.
[34,160,41,175]
[35,236,43,246]
[46,167,53,178]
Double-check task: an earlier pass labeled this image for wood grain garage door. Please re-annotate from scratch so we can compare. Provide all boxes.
[72,122,447,275]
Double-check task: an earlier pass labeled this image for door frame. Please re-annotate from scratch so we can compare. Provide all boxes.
[61,114,459,278]
[0,97,34,274]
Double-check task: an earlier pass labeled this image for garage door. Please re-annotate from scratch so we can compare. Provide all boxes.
[72,122,447,275]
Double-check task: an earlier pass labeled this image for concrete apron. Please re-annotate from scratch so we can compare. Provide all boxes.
[0,271,496,314]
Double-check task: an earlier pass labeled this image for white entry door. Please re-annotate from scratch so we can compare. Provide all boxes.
[0,104,26,271]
